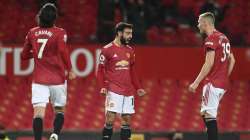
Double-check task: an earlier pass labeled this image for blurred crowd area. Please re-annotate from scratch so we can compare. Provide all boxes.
[0,0,249,46]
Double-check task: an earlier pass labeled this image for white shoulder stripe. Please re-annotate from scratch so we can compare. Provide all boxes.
[126,45,133,49]
[205,42,214,45]
[103,43,112,49]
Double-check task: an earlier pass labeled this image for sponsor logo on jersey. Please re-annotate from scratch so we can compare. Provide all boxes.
[115,60,129,67]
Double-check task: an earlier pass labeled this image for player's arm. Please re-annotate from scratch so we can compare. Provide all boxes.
[194,50,215,84]
[58,30,75,80]
[130,63,141,90]
[228,53,235,76]
[21,32,33,60]
[189,49,215,93]
[130,52,146,96]
[96,51,108,95]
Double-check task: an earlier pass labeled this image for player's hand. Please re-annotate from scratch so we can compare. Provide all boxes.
[100,88,108,96]
[188,82,199,93]
[68,70,76,80]
[137,89,146,97]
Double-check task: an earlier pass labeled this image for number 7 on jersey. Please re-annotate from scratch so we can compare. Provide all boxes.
[37,39,48,59]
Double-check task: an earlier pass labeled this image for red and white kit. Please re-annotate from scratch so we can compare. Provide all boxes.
[97,42,142,114]
[201,30,231,117]
[22,26,72,107]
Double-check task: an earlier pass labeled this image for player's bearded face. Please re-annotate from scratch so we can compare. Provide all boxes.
[120,29,133,45]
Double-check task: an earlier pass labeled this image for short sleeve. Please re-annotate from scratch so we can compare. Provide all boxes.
[204,36,217,51]
[99,48,108,65]
[24,31,31,47]
[58,29,67,51]
[21,30,33,59]
[131,50,136,65]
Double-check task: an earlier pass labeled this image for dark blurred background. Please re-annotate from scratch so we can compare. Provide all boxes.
[0,0,249,46]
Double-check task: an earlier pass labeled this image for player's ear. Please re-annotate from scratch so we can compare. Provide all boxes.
[118,31,122,37]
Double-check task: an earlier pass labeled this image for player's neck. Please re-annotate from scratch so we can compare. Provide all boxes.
[206,27,216,36]
[113,38,122,47]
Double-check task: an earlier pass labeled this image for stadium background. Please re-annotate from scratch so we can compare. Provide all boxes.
[0,0,250,140]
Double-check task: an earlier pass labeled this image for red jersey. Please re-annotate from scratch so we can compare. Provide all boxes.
[97,42,142,96]
[203,30,231,90]
[21,26,72,85]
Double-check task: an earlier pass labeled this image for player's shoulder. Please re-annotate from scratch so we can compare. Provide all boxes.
[25,27,40,38]
[210,30,229,43]
[102,42,113,50]
[28,26,40,34]
[100,43,113,56]
[53,26,67,34]
[54,26,66,31]
[125,45,133,50]
[217,31,229,41]
[212,30,226,39]
[125,45,135,53]
[205,30,221,42]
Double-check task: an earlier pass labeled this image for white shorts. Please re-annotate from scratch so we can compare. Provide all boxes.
[200,83,225,118]
[105,91,135,114]
[32,82,67,107]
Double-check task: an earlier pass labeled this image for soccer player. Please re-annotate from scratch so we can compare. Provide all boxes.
[188,12,235,140]
[21,3,76,140]
[97,22,146,140]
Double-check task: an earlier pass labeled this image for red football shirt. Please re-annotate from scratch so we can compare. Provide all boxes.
[21,26,72,85]
[203,30,231,90]
[97,42,142,96]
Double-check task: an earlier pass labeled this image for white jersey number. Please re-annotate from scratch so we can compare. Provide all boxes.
[37,39,48,59]
[221,42,230,62]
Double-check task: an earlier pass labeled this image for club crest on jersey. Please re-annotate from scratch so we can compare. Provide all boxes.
[126,53,130,58]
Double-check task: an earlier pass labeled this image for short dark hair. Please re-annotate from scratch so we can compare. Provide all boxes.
[115,22,133,35]
[199,12,215,25]
[38,3,57,28]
